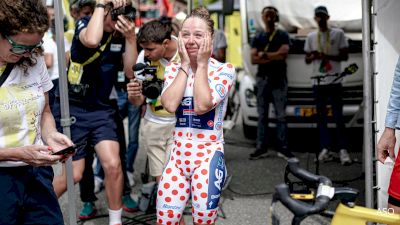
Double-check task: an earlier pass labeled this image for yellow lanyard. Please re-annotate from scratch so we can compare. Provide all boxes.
[0,64,6,76]
[264,29,277,52]
[317,29,330,54]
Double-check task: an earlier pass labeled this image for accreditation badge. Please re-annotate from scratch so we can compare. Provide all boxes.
[68,62,84,84]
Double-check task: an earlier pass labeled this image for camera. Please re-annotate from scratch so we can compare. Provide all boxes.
[68,83,89,98]
[111,5,136,21]
[133,63,163,100]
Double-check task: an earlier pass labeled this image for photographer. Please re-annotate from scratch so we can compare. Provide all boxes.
[51,0,137,224]
[127,20,179,184]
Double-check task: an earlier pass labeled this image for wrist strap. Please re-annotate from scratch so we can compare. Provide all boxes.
[179,67,189,77]
[96,3,106,8]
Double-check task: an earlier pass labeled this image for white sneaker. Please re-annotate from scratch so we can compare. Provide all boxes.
[318,148,333,162]
[94,176,103,193]
[339,149,352,165]
[127,171,135,187]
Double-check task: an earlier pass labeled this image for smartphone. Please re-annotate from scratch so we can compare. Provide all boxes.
[51,142,85,156]
[51,145,76,156]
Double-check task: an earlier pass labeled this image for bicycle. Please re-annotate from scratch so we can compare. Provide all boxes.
[270,158,400,225]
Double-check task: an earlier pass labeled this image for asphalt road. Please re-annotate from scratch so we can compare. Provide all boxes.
[57,117,364,225]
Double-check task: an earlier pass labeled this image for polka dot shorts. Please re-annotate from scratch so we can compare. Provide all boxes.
[156,140,226,224]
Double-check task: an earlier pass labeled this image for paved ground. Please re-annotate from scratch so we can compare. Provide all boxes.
[57,119,365,225]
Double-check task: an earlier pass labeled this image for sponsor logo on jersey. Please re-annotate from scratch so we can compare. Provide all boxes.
[215,84,226,98]
[207,151,225,210]
[182,97,192,106]
[162,204,181,210]
[183,109,195,115]
[176,96,215,130]
[215,122,222,130]
[219,72,233,80]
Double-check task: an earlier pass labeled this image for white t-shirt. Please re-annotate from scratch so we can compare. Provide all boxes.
[136,36,179,124]
[304,27,348,84]
[162,58,236,143]
[0,56,53,167]
[43,36,71,81]
[43,36,59,80]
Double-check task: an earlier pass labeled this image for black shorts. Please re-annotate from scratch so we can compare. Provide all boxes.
[53,101,118,160]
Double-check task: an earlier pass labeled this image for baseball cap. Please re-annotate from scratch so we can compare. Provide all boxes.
[78,0,95,10]
[315,6,329,16]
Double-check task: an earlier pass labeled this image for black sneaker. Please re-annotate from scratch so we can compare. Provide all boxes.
[277,148,295,160]
[249,149,270,160]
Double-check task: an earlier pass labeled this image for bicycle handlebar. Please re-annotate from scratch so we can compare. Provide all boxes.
[273,158,333,217]
[274,184,331,217]
[286,158,332,186]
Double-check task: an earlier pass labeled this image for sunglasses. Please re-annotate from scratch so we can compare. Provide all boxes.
[3,35,43,55]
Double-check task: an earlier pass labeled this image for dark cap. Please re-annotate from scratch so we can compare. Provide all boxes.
[78,0,95,10]
[315,6,329,16]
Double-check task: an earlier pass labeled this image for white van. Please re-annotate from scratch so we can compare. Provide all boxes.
[238,0,364,138]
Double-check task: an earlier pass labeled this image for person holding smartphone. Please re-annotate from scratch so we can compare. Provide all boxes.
[0,0,74,224]
[159,6,236,225]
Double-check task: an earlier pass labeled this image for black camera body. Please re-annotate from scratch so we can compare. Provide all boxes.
[142,66,163,100]
[111,5,136,21]
[133,63,163,100]
[68,83,89,98]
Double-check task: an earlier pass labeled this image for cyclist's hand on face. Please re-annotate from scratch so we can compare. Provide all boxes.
[377,127,396,163]
[178,32,190,68]
[197,32,212,67]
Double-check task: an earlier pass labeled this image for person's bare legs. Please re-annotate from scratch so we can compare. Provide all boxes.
[95,140,123,210]
[53,159,85,198]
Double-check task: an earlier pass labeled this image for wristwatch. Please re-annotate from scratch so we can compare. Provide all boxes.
[96,3,106,8]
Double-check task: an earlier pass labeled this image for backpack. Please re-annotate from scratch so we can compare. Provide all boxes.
[138,181,158,214]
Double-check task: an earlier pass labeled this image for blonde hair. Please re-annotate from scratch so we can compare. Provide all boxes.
[184,6,214,35]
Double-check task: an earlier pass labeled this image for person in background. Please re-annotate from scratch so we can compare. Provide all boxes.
[0,0,74,224]
[304,5,351,165]
[43,17,71,111]
[159,6,236,225]
[70,0,96,22]
[127,19,179,184]
[248,6,295,160]
[111,30,141,190]
[212,28,227,63]
[52,0,137,224]
[377,57,400,214]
